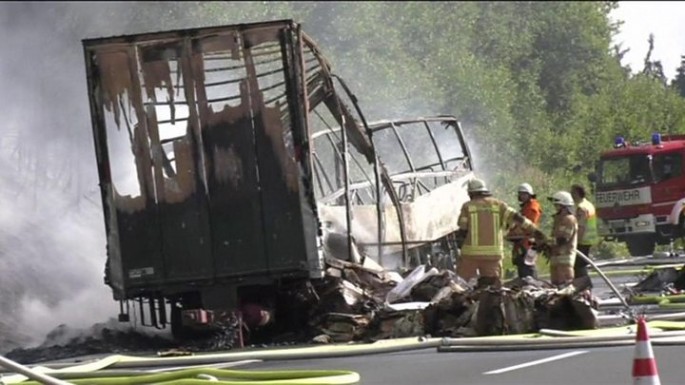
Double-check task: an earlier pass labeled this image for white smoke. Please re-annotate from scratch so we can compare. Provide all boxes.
[0,2,162,351]
[0,2,483,351]
[0,1,306,352]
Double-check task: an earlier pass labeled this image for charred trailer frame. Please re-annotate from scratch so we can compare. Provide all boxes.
[83,20,405,336]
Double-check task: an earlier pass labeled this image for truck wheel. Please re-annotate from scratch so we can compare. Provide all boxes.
[626,236,656,257]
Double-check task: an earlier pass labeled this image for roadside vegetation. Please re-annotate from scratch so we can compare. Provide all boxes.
[43,2,685,260]
[196,2,685,259]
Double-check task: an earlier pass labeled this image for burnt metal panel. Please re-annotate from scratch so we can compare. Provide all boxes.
[191,31,270,277]
[84,20,328,300]
[152,40,214,283]
[245,26,318,273]
[85,47,166,294]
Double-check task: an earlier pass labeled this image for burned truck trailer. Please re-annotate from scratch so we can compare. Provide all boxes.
[83,20,474,336]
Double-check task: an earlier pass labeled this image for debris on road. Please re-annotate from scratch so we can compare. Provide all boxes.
[3,257,601,365]
[305,257,599,342]
[628,265,685,295]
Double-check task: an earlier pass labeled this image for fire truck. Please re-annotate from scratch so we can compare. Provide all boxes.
[591,133,685,256]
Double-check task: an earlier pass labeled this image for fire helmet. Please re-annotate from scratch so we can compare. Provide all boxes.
[549,191,574,207]
[468,178,489,194]
[518,183,534,195]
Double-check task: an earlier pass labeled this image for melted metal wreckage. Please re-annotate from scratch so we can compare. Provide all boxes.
[83,19,593,342]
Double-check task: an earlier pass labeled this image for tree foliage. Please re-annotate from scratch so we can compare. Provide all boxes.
[8,1,685,248]
[672,55,685,98]
[83,1,685,243]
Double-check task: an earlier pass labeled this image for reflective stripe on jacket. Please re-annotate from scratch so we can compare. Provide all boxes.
[459,197,533,260]
[550,212,578,266]
[577,198,599,246]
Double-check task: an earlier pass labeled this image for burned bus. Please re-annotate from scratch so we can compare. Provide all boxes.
[314,117,474,271]
[83,20,474,337]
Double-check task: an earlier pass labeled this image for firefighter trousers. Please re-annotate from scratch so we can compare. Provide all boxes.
[456,257,502,283]
[513,247,537,279]
[550,263,574,286]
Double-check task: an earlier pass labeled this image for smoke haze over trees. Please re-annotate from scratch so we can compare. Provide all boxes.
[2,1,685,350]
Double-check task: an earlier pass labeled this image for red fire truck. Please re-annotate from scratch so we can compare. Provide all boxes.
[591,133,685,256]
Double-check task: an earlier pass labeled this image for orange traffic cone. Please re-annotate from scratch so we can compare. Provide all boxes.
[632,316,661,385]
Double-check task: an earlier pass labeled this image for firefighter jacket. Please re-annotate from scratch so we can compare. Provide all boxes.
[576,198,599,246]
[549,211,578,266]
[507,198,542,252]
[458,196,537,260]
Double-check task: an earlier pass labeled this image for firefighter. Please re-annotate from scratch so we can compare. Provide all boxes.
[543,191,578,286]
[571,184,598,285]
[506,183,543,279]
[455,178,546,288]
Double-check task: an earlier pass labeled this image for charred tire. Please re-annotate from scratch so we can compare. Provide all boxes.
[626,235,656,257]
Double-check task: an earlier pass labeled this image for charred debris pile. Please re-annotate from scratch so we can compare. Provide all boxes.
[627,265,685,295]
[12,262,685,365]
[4,319,245,365]
[302,256,598,343]
[4,257,600,365]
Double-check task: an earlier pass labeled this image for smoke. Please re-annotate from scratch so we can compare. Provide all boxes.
[0,1,483,351]
[0,1,315,352]
[460,123,493,184]
[0,2,178,352]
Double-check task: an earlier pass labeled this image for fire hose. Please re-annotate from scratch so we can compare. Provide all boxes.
[2,251,684,382]
[0,355,73,385]
[437,249,685,353]
[3,366,362,385]
[573,248,632,312]
[630,294,685,305]
[437,321,685,353]
[0,337,447,385]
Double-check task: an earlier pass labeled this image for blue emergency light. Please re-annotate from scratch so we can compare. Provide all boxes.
[652,132,662,145]
[614,135,626,148]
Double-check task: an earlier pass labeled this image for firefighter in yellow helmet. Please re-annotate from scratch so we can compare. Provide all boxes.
[455,178,546,288]
[543,191,579,286]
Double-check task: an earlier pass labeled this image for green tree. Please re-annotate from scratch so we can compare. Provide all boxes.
[642,34,667,86]
[671,55,685,98]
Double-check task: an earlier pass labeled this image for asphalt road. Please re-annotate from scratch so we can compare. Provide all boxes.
[244,345,683,385]
[241,259,685,385]
[7,254,682,384]
[590,254,685,300]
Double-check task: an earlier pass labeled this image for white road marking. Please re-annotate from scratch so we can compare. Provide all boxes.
[483,350,588,375]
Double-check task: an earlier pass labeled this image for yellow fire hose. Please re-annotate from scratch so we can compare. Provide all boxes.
[1,337,444,384]
[438,321,685,352]
[8,367,361,385]
[630,294,685,305]
[8,322,685,383]
[2,252,684,383]
[655,300,685,310]
[537,263,683,279]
